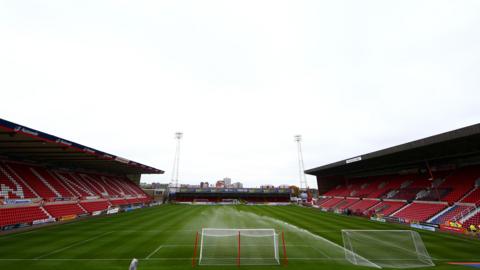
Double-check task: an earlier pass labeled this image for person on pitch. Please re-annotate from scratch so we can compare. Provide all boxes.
[129,258,138,270]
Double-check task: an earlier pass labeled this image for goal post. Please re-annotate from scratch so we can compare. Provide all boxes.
[342,230,434,269]
[198,228,280,266]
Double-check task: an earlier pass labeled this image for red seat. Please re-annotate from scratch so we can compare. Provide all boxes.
[0,164,37,199]
[431,205,475,224]
[348,199,381,213]
[34,167,74,198]
[80,200,110,213]
[319,198,344,209]
[0,206,48,226]
[392,202,447,222]
[440,167,479,204]
[8,164,57,199]
[336,198,360,210]
[462,188,480,205]
[370,201,406,216]
[463,211,480,228]
[43,203,85,218]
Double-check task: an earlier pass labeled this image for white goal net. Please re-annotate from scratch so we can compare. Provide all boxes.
[198,228,280,266]
[342,230,434,268]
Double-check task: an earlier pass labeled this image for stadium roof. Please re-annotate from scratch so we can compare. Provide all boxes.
[306,123,480,178]
[0,118,163,175]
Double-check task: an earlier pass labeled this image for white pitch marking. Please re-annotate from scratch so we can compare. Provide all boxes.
[0,257,476,261]
[159,244,309,247]
[145,245,163,259]
[34,231,113,259]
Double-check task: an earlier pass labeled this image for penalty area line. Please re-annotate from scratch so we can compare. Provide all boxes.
[145,245,163,259]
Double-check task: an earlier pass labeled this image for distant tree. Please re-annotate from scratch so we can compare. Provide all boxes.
[289,185,300,197]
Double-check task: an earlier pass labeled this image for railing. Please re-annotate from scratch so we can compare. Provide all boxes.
[451,205,476,222]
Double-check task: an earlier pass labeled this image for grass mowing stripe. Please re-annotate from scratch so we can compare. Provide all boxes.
[20,206,185,259]
[87,205,199,259]
[1,205,479,270]
[242,207,382,264]
[250,205,480,265]
[0,205,171,241]
[34,231,114,259]
[258,205,382,241]
[135,205,205,259]
[268,206,480,255]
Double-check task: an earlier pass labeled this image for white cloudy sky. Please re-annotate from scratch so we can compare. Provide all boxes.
[1,1,479,188]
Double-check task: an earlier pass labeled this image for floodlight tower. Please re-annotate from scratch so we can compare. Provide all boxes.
[294,135,308,191]
[170,132,183,188]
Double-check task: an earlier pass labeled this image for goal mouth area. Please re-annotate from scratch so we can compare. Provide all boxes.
[198,228,281,266]
[341,229,435,269]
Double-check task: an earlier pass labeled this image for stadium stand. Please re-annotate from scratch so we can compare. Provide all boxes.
[319,197,344,209]
[312,165,479,225]
[171,187,291,204]
[0,118,163,230]
[126,197,142,204]
[315,197,331,206]
[463,210,480,228]
[370,201,407,216]
[311,167,479,223]
[8,163,58,199]
[0,164,37,199]
[461,188,480,205]
[34,167,75,198]
[306,123,480,233]
[352,179,379,197]
[109,198,130,206]
[348,199,380,214]
[335,198,360,211]
[80,200,111,213]
[0,206,49,227]
[54,171,94,197]
[391,202,448,222]
[0,162,152,200]
[439,167,480,203]
[323,185,348,197]
[429,204,475,224]
[366,175,405,199]
[43,202,86,218]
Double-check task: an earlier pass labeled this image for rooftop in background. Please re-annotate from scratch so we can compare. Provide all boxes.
[306,123,480,178]
[0,118,163,175]
[172,187,291,194]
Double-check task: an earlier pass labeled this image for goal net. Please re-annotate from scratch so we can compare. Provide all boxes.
[198,228,280,265]
[342,230,434,268]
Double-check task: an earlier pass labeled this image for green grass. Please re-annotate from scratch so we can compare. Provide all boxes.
[0,204,479,270]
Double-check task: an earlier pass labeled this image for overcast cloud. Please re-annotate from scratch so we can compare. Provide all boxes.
[1,0,479,188]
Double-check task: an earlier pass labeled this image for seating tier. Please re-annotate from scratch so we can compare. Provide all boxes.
[0,206,48,226]
[392,202,447,222]
[430,205,474,224]
[80,200,110,213]
[43,203,86,218]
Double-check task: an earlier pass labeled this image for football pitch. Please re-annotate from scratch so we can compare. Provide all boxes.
[0,204,479,270]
